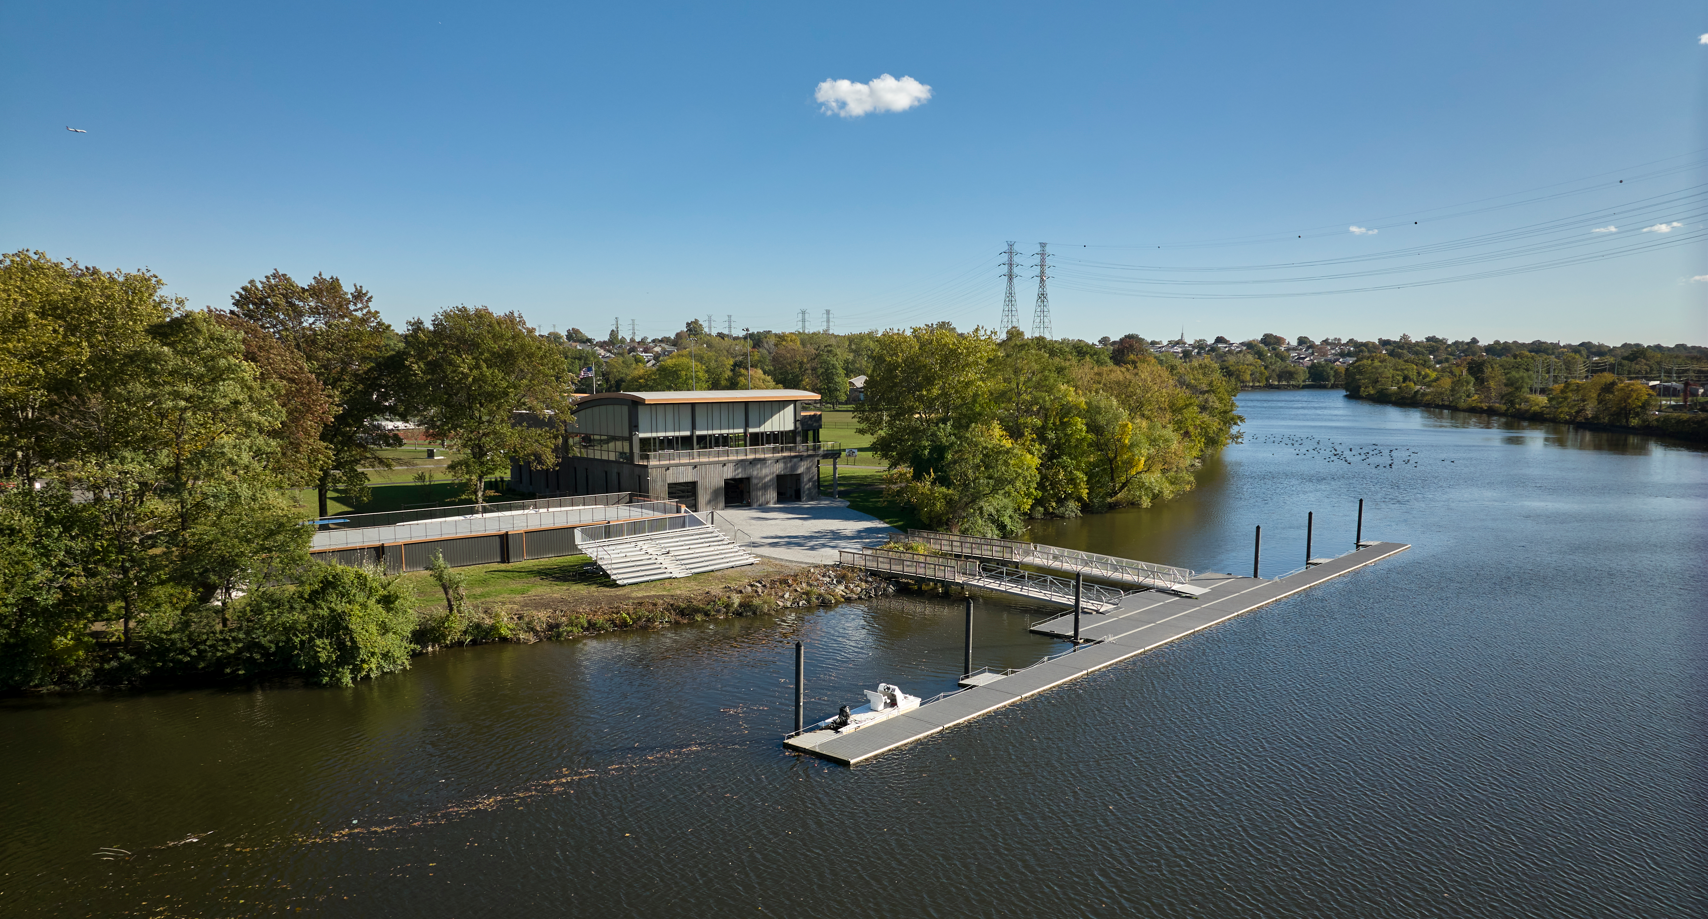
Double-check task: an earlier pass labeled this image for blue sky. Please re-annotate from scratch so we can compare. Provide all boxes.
[3,1,1704,345]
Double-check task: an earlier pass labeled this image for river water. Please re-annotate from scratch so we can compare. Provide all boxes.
[3,390,1704,918]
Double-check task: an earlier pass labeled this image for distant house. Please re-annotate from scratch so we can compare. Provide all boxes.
[847,375,869,402]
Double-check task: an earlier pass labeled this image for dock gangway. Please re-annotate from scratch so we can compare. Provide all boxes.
[837,549,1123,611]
[906,530,1202,596]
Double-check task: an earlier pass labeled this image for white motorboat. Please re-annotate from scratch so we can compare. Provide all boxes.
[809,683,921,734]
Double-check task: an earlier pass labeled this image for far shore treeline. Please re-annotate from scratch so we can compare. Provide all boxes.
[1,250,1699,692]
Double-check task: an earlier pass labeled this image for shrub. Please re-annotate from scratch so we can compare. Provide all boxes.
[244,563,415,687]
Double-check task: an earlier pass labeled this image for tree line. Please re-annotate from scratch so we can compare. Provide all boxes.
[0,252,577,689]
[1343,339,1707,441]
[856,327,1242,536]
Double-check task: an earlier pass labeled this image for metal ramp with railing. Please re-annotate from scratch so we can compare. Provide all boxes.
[906,530,1203,596]
[575,525,757,586]
[963,565,1123,612]
[836,549,1124,611]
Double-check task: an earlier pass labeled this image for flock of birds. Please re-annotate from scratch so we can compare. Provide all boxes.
[1249,433,1456,468]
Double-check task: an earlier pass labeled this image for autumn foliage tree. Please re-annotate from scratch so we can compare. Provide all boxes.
[230,271,400,518]
[400,306,575,509]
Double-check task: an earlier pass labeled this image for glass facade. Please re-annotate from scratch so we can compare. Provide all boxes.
[572,433,631,462]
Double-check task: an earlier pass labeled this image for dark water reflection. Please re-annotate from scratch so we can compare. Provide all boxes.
[3,391,1704,918]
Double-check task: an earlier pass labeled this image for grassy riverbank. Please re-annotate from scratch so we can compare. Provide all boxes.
[12,559,895,694]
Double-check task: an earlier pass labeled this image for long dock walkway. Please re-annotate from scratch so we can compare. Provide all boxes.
[787,541,1409,766]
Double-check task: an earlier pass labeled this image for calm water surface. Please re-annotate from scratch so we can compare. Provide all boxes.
[3,391,1704,918]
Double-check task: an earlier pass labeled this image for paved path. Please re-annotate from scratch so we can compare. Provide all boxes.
[710,500,900,564]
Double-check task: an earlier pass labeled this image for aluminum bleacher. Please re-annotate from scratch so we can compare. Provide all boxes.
[574,525,758,585]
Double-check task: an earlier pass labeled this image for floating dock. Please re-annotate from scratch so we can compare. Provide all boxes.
[787,541,1409,766]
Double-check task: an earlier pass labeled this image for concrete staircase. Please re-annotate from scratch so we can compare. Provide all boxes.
[575,525,758,585]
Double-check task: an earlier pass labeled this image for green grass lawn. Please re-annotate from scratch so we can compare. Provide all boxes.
[815,407,873,452]
[818,458,925,532]
[370,445,460,466]
[395,553,800,616]
[400,554,603,612]
[285,479,524,518]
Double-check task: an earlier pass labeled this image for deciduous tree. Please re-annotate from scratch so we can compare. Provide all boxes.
[401,307,574,509]
[230,271,399,518]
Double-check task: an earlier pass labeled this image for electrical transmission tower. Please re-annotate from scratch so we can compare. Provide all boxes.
[726,315,733,336]
[823,310,833,333]
[1031,242,1052,339]
[613,315,621,342]
[705,314,715,336]
[629,320,636,342]
[1000,241,1020,332]
[799,309,809,334]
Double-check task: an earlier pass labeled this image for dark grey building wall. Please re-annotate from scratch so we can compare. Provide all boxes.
[513,453,819,511]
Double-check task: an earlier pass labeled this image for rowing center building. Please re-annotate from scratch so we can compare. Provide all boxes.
[509,389,830,512]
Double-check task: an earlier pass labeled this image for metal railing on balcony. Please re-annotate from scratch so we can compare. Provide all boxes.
[638,441,839,464]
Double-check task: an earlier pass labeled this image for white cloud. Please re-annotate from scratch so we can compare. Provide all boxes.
[1700,33,1707,44]
[1692,275,1708,283]
[1592,225,1617,233]
[1349,225,1377,235]
[1641,222,1684,233]
[815,74,932,118]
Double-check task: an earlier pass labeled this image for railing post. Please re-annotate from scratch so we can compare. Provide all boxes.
[794,641,804,734]
[963,596,973,677]
[1253,525,1262,579]
[1356,498,1364,547]
[1306,511,1313,565]
[1073,572,1083,644]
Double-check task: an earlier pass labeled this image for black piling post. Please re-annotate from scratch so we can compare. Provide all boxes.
[794,641,804,734]
[1306,511,1314,565]
[1356,498,1364,547]
[1073,572,1083,644]
[963,596,974,677]
[1253,525,1262,579]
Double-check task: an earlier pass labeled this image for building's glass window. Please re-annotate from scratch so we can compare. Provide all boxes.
[572,433,631,462]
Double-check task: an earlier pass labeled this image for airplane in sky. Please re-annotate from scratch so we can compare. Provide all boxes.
[65,126,86,133]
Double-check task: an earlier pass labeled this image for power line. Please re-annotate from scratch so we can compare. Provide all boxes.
[1000,241,1020,332]
[1031,242,1051,339]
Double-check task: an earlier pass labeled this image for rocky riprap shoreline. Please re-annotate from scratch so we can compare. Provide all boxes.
[432,564,898,646]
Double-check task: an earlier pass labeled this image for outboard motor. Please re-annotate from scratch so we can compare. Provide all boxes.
[831,705,852,729]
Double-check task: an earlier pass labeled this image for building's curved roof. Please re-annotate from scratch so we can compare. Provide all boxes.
[574,389,819,405]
